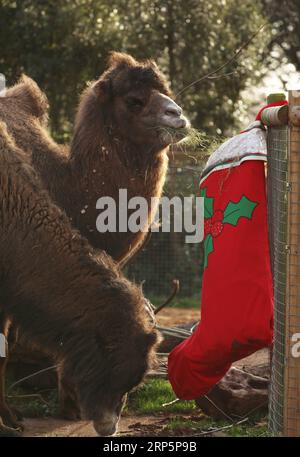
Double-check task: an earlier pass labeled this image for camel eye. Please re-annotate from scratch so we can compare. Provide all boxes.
[126,96,144,109]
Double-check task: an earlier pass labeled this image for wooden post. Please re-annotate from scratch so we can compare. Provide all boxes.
[284,90,300,436]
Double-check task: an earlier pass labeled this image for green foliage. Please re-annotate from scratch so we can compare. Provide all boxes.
[0,0,126,140]
[0,0,269,139]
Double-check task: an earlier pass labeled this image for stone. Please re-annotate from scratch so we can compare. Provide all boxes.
[195,366,269,419]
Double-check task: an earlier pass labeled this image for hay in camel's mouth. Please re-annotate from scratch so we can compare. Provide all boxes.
[161,126,207,147]
[157,125,191,144]
[177,127,208,147]
[167,127,224,163]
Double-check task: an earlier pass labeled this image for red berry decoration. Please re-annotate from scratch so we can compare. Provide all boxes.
[211,221,223,238]
[212,209,224,224]
[204,218,212,235]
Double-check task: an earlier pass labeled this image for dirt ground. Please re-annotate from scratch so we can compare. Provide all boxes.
[156,306,199,328]
[22,416,154,437]
[19,307,269,437]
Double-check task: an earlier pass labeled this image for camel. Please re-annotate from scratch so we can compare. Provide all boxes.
[0,51,189,424]
[0,52,189,265]
[0,121,159,436]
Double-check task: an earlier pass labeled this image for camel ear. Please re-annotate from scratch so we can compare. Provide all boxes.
[93,77,112,101]
[138,331,159,353]
[146,59,159,70]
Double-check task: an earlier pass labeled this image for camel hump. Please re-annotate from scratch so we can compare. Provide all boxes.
[6,75,49,124]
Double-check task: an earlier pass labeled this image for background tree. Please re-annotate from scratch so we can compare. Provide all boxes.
[0,0,271,297]
[0,0,268,139]
[262,0,300,74]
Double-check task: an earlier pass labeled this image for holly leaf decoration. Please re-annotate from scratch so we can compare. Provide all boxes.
[223,196,257,226]
[204,234,214,268]
[200,187,214,218]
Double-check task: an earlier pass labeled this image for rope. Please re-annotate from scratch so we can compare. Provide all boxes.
[156,325,192,339]
[154,279,180,315]
[8,364,58,392]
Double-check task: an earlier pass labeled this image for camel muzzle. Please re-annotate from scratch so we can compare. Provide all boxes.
[155,93,190,130]
[93,414,119,436]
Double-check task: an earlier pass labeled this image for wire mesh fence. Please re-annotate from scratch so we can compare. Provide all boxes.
[126,158,205,301]
[267,125,289,435]
[282,93,300,436]
[268,92,300,436]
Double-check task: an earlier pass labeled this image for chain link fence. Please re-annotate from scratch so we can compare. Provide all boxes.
[127,156,205,302]
[268,92,300,436]
[267,125,289,435]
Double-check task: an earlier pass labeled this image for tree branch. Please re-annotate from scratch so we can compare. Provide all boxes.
[176,22,269,97]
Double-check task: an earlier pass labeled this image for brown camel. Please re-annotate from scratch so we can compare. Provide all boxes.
[0,52,189,265]
[0,52,188,425]
[0,121,159,436]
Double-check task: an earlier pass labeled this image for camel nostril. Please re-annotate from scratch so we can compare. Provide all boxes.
[165,106,182,117]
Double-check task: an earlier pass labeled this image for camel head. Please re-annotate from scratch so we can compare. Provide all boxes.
[92,326,158,437]
[63,281,159,437]
[75,52,190,154]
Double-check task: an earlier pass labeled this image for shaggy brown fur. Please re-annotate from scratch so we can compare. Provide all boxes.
[0,52,187,265]
[0,122,159,436]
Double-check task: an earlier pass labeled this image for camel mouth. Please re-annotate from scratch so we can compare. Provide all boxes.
[160,115,190,131]
[93,418,119,436]
[157,124,191,145]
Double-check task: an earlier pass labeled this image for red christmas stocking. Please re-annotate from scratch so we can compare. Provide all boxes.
[168,124,274,400]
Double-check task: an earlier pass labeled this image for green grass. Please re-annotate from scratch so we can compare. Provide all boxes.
[226,420,269,437]
[149,295,200,309]
[127,379,196,415]
[165,415,269,437]
[127,379,269,437]
[6,372,269,437]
